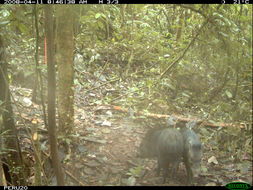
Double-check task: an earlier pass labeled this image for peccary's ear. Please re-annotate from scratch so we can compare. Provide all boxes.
[176,121,186,129]
[186,120,198,130]
[167,116,177,127]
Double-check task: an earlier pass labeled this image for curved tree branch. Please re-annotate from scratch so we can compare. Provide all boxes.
[160,5,222,79]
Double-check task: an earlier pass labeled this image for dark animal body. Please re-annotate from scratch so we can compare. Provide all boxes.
[139,128,184,183]
[139,124,202,184]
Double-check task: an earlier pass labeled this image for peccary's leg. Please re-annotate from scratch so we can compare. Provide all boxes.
[156,159,161,176]
[184,157,193,185]
[170,161,180,179]
[160,159,169,183]
[162,167,169,183]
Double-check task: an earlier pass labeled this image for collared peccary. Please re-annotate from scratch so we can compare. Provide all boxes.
[180,121,202,185]
[138,127,184,183]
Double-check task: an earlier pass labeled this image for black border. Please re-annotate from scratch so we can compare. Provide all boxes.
[0,186,230,189]
[2,0,253,4]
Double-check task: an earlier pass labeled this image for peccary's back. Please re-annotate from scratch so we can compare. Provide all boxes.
[139,127,164,158]
[157,128,184,162]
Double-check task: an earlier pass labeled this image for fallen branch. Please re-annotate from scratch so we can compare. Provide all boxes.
[94,104,248,129]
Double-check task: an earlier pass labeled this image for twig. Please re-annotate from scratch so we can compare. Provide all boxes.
[64,169,87,186]
[85,78,120,94]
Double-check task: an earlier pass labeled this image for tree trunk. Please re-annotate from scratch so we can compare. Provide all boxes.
[45,6,65,186]
[0,35,26,186]
[55,6,75,138]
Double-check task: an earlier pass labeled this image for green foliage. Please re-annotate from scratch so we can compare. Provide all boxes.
[126,165,144,178]
[1,4,252,123]
[75,4,252,123]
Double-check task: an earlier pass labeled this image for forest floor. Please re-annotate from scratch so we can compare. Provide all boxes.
[11,85,252,186]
